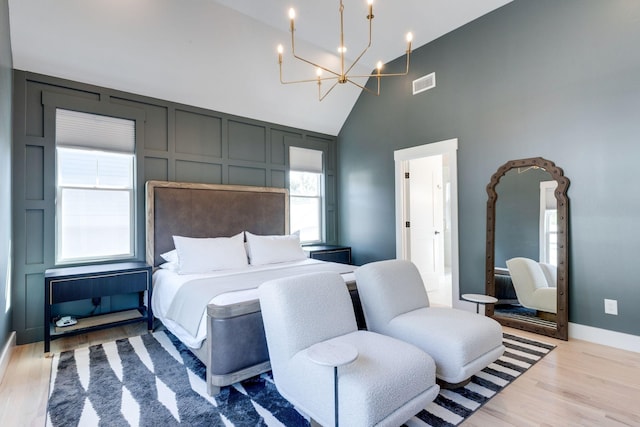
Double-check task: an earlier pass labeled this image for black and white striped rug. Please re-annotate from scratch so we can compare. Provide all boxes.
[47,331,554,426]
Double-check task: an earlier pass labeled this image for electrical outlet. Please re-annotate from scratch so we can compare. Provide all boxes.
[604,299,618,315]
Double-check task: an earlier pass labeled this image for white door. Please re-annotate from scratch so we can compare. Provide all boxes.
[407,156,444,292]
[395,139,459,309]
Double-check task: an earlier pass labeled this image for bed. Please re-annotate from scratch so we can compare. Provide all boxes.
[145,180,358,395]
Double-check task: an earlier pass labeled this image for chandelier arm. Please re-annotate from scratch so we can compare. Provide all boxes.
[343,6,374,77]
[290,22,341,79]
[343,78,369,91]
[319,80,341,102]
[348,50,412,79]
[346,79,380,96]
[280,63,331,84]
[281,77,331,85]
[343,45,372,77]
[349,71,407,79]
[292,52,341,79]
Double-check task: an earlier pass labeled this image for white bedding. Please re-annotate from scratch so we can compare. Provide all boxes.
[152,258,356,348]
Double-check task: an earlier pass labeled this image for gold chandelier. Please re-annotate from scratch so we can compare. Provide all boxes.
[277,0,413,101]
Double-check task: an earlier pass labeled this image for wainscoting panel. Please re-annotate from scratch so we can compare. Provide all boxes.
[271,169,286,189]
[227,120,266,163]
[175,109,222,157]
[25,210,44,265]
[144,157,169,182]
[228,165,267,187]
[25,273,44,330]
[25,145,44,200]
[175,159,223,184]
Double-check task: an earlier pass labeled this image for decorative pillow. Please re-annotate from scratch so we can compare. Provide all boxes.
[245,231,307,265]
[160,249,178,264]
[172,232,248,274]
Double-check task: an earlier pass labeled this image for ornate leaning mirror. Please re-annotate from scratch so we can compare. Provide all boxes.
[485,157,569,340]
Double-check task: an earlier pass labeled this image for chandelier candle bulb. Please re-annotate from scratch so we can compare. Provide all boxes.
[367,0,373,19]
[289,8,295,32]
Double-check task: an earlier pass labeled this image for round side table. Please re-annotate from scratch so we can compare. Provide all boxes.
[462,293,498,314]
[307,341,358,427]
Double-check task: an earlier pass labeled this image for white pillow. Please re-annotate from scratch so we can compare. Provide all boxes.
[245,231,307,265]
[173,233,248,274]
[160,249,178,264]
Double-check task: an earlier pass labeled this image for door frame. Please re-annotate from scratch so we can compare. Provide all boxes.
[394,139,461,308]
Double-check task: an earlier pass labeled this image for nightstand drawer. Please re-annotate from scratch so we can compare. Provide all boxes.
[303,245,352,264]
[49,270,149,304]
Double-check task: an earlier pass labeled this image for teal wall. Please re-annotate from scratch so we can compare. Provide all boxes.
[338,0,640,336]
[0,0,13,352]
[12,71,338,344]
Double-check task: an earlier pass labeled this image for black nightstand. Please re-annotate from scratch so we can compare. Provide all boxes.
[303,244,352,265]
[44,261,152,353]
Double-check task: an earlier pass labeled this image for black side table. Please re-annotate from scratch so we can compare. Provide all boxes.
[44,261,152,353]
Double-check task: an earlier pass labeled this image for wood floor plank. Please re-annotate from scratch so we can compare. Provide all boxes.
[1,325,639,426]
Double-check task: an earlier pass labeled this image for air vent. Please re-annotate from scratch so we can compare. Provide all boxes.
[412,72,436,95]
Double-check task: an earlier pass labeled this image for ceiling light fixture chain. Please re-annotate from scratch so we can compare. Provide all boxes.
[277,0,413,101]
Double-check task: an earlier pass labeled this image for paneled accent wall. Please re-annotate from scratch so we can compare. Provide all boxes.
[12,70,338,344]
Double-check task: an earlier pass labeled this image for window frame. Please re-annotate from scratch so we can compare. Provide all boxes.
[539,180,558,266]
[54,109,137,265]
[288,146,325,244]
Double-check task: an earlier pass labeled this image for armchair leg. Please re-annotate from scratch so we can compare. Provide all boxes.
[437,377,471,389]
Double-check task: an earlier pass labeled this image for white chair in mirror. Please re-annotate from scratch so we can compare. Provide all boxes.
[506,257,557,314]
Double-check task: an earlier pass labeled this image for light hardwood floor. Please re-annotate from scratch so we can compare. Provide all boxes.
[1,325,639,427]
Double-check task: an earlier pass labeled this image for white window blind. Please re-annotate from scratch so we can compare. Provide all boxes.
[290,146,323,173]
[55,109,135,264]
[56,109,135,153]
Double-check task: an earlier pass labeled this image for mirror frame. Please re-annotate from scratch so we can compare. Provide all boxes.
[485,157,569,340]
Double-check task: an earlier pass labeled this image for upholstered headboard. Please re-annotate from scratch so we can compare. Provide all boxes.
[145,181,289,267]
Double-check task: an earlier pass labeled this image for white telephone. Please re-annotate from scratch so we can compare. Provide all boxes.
[56,316,77,327]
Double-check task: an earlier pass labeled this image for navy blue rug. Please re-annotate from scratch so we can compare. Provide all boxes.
[47,331,554,426]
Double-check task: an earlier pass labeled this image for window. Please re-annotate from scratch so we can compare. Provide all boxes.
[542,208,558,265]
[289,147,323,243]
[55,109,135,264]
[539,180,558,266]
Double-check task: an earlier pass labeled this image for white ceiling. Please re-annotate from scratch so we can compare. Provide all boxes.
[8,0,511,136]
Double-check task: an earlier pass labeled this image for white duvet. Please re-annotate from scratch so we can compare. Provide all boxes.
[152,258,356,348]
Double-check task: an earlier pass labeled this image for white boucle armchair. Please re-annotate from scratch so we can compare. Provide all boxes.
[506,257,557,314]
[355,259,505,386]
[259,271,440,427]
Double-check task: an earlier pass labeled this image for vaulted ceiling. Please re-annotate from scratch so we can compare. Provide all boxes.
[8,0,511,135]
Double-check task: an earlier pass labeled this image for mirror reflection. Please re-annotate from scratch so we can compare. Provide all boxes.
[494,167,557,325]
[485,157,569,340]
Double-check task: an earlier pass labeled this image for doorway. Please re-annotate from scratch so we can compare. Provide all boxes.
[394,139,459,308]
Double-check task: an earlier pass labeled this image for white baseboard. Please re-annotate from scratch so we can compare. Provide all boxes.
[569,323,640,353]
[0,331,16,385]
